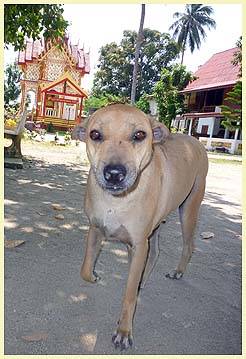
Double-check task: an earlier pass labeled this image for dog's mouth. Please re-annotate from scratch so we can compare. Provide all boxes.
[105,183,127,195]
[102,177,136,196]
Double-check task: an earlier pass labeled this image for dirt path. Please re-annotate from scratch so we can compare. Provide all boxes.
[4,140,242,354]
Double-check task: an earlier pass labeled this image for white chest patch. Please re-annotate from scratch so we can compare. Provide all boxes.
[103,208,121,237]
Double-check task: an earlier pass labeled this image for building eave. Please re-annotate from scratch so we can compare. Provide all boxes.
[180,82,237,94]
[182,112,224,118]
[40,72,88,98]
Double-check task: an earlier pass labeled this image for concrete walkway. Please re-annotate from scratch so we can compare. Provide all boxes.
[207,153,242,161]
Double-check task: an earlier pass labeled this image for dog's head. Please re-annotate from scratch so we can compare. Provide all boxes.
[72,104,169,195]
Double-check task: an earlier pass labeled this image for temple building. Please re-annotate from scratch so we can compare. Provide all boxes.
[18,36,90,130]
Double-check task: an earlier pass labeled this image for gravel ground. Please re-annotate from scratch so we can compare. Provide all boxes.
[4,139,242,355]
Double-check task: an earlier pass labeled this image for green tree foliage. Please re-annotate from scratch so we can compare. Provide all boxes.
[220,38,242,131]
[221,81,242,131]
[84,94,129,114]
[154,64,194,129]
[232,36,242,78]
[4,62,21,108]
[4,4,69,51]
[136,94,150,113]
[169,4,216,64]
[92,29,180,101]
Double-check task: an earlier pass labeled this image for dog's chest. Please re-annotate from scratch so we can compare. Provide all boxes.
[91,205,131,244]
[103,208,120,235]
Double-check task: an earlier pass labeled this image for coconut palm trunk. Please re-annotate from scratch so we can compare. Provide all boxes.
[180,28,188,65]
[180,43,186,65]
[130,4,145,104]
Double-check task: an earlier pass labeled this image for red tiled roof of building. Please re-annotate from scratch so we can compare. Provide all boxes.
[18,37,90,74]
[182,48,240,93]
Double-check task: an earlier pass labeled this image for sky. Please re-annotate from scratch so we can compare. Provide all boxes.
[4,3,242,91]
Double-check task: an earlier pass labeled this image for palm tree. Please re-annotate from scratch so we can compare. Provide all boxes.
[130,4,145,104]
[169,4,216,64]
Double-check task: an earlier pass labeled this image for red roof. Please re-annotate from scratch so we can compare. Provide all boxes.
[18,37,90,74]
[182,48,240,93]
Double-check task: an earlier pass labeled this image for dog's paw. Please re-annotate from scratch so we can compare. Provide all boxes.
[165,270,183,280]
[92,270,101,282]
[80,270,101,283]
[112,330,133,351]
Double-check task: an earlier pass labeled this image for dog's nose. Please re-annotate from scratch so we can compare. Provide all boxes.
[103,164,127,185]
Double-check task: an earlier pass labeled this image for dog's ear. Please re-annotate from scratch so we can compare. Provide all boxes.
[149,116,170,143]
[71,125,87,142]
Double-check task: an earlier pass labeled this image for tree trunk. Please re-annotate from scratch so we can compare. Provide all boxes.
[180,47,185,65]
[130,4,145,104]
[180,30,188,65]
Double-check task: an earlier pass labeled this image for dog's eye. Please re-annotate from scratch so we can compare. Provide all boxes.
[90,130,102,141]
[133,130,146,142]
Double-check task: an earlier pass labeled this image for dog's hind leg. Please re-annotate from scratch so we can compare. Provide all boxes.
[140,225,161,288]
[166,176,206,280]
[80,226,103,283]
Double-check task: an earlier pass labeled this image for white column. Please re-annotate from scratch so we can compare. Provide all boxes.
[234,128,239,140]
[188,119,193,136]
[210,117,215,138]
[41,92,45,116]
[224,128,229,139]
[230,129,239,154]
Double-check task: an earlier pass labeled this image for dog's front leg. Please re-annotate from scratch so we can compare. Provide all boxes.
[80,226,103,283]
[112,240,148,350]
[140,226,160,288]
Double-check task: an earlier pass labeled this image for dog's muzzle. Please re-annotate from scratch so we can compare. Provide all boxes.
[103,164,127,191]
[92,161,137,195]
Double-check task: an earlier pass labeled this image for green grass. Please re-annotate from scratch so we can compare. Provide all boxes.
[209,158,242,165]
[207,151,242,156]
[22,138,75,149]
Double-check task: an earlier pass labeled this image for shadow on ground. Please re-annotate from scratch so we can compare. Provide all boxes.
[4,156,241,355]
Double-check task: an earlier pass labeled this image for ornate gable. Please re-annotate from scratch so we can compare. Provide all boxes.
[40,46,72,82]
[25,63,40,81]
[41,72,88,97]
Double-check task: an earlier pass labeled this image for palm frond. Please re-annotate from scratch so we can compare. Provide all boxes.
[169,19,183,31]
[189,25,202,51]
[172,11,184,19]
[193,14,216,29]
[190,4,203,12]
[197,5,215,16]
[194,22,207,40]
[172,25,182,40]
[177,21,189,47]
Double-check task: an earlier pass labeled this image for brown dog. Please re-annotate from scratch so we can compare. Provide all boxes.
[72,103,208,350]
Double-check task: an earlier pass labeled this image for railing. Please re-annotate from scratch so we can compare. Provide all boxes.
[45,108,57,117]
[199,137,242,154]
[203,106,217,113]
[187,105,221,113]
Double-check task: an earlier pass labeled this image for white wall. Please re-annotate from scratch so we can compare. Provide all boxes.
[197,118,213,135]
[197,117,221,136]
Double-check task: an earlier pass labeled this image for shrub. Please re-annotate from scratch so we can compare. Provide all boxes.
[136,94,150,114]
[47,122,55,133]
